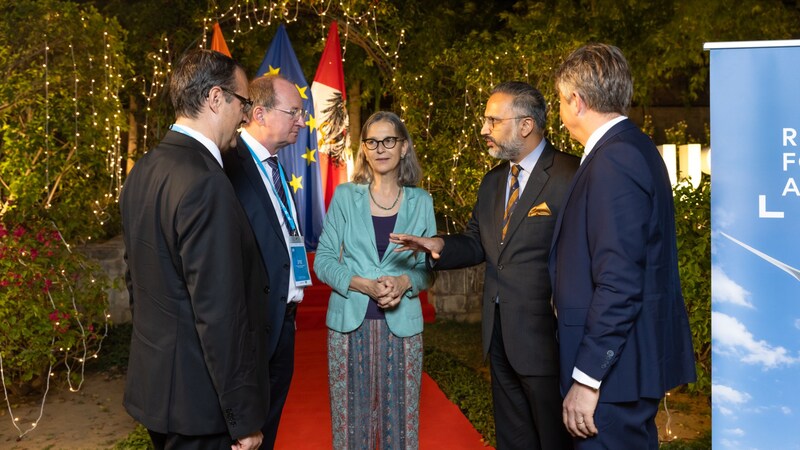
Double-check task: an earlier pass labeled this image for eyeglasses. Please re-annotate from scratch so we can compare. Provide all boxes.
[272,107,309,121]
[483,116,530,130]
[219,87,253,111]
[362,137,405,150]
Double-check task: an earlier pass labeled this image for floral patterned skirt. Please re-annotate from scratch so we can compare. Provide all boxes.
[328,320,423,450]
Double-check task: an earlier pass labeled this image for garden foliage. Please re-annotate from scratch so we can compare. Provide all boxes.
[0,0,124,393]
[0,220,109,393]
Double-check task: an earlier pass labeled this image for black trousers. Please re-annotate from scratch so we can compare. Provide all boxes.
[148,430,234,450]
[261,303,297,449]
[490,305,571,450]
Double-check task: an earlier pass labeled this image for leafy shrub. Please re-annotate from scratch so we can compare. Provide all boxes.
[0,219,109,393]
[113,424,154,450]
[673,178,711,397]
[0,0,128,241]
[423,336,495,447]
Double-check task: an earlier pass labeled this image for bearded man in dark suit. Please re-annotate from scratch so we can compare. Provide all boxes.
[120,49,270,450]
[550,43,696,449]
[392,81,578,449]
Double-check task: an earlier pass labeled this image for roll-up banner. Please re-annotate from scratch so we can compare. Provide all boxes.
[706,39,800,449]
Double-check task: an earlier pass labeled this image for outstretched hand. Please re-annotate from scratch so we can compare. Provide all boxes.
[389,233,444,260]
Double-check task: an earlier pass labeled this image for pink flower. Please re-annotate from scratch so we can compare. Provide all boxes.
[43,278,53,292]
[30,248,39,260]
[49,310,60,322]
[13,226,25,238]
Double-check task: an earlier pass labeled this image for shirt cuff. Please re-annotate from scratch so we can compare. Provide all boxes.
[572,367,602,390]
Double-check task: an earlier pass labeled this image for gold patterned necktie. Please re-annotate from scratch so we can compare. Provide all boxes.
[501,164,521,240]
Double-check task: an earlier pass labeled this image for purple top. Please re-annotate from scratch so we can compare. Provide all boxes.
[364,214,398,320]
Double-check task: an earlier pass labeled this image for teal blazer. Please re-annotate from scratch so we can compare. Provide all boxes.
[314,182,436,337]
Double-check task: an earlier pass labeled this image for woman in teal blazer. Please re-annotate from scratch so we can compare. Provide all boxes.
[314,111,436,450]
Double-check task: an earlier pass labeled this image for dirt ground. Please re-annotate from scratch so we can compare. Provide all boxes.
[0,371,135,450]
[0,371,709,449]
[656,389,711,443]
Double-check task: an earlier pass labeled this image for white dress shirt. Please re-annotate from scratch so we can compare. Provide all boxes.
[505,137,548,204]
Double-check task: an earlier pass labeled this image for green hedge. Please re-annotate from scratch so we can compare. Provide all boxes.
[423,345,495,447]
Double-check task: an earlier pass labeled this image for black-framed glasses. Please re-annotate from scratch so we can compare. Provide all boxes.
[272,107,309,121]
[220,87,253,110]
[483,116,530,130]
[362,137,405,150]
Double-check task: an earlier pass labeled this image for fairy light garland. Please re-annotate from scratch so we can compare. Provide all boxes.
[199,0,404,75]
[0,221,111,439]
[1,13,119,438]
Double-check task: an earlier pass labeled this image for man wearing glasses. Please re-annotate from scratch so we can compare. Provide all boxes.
[223,74,309,449]
[391,81,578,449]
[120,49,269,450]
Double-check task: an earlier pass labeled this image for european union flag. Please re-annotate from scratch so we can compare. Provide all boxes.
[256,24,325,250]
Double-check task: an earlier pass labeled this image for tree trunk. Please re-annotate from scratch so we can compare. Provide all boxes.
[126,94,138,174]
[348,79,361,159]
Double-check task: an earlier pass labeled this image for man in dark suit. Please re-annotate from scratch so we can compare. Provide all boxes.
[223,74,308,449]
[120,49,269,450]
[392,81,578,449]
[550,43,696,449]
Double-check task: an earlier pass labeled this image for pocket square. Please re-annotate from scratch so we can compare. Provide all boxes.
[527,202,551,217]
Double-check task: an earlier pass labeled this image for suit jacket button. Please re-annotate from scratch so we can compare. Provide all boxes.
[283,263,289,270]
[498,264,504,270]
[264,286,270,294]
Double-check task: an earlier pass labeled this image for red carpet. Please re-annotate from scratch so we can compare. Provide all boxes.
[275,328,492,449]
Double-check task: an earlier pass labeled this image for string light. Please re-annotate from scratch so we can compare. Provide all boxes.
[0,221,111,439]
[2,8,117,437]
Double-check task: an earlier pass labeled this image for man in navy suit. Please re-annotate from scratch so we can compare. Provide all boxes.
[121,49,269,450]
[550,43,696,449]
[223,74,308,449]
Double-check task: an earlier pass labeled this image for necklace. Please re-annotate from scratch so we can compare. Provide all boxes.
[369,183,402,211]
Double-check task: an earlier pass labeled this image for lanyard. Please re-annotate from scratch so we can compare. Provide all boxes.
[243,142,299,236]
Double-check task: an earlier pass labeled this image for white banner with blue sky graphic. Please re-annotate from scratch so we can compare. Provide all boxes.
[707,39,800,449]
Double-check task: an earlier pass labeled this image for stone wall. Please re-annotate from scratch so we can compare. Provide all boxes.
[80,235,130,324]
[427,263,484,323]
[82,236,487,325]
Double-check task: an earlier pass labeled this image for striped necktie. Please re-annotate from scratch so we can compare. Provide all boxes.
[265,156,289,208]
[501,164,521,241]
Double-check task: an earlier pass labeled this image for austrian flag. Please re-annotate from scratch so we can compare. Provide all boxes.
[310,22,352,209]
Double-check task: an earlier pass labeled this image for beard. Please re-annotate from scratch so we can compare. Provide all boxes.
[486,135,524,161]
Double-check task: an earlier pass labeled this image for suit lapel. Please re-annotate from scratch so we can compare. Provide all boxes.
[354,184,380,262]
[236,141,286,248]
[501,145,554,250]
[382,187,414,265]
